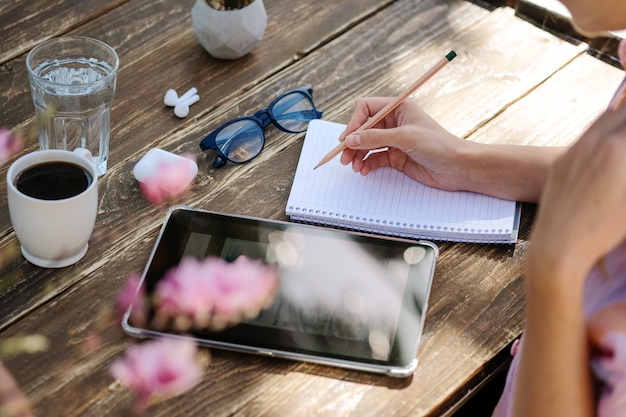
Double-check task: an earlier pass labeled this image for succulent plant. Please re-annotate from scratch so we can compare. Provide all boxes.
[206,0,255,10]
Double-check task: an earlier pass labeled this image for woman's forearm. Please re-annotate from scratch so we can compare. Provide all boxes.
[457,143,567,203]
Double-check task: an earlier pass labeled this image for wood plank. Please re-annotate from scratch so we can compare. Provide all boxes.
[0,0,129,64]
[0,0,198,138]
[0,0,396,329]
[2,1,613,416]
[513,0,624,65]
[2,0,490,414]
[470,51,624,147]
[0,0,394,210]
[477,0,625,65]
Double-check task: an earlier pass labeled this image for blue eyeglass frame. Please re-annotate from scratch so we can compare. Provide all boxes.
[199,86,323,168]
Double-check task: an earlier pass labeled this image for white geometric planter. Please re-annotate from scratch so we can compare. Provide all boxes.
[191,0,267,60]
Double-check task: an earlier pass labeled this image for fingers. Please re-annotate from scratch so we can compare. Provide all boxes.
[358,151,393,176]
[340,97,395,140]
[340,147,366,172]
[530,102,626,270]
[339,128,396,172]
[343,127,411,154]
[339,97,397,169]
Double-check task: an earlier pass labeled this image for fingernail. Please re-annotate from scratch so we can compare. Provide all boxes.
[346,134,361,147]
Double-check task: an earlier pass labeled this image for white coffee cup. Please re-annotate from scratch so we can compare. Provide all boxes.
[7,149,98,268]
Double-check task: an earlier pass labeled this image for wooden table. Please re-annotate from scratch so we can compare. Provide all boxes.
[0,0,623,415]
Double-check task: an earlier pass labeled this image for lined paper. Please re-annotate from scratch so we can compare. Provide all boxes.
[287,120,520,243]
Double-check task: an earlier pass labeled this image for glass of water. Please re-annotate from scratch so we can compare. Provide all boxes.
[26,36,119,176]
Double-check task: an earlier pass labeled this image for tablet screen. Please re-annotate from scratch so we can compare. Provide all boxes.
[124,207,438,377]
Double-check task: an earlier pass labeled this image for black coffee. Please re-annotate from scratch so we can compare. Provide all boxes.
[16,161,92,200]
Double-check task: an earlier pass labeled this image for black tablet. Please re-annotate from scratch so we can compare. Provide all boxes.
[122,206,438,377]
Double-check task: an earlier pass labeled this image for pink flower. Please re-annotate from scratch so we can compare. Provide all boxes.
[0,128,23,166]
[110,338,202,412]
[206,256,278,319]
[154,257,216,327]
[594,332,626,417]
[154,256,278,330]
[139,153,196,205]
[116,273,147,326]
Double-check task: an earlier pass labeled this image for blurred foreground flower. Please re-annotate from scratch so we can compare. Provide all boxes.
[0,128,23,167]
[0,363,33,417]
[110,338,203,413]
[0,108,54,417]
[139,153,197,205]
[0,336,47,417]
[154,255,279,331]
[116,273,147,327]
[112,255,278,411]
[593,332,626,417]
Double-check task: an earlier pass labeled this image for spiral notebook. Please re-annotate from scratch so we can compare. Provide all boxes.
[286,120,521,243]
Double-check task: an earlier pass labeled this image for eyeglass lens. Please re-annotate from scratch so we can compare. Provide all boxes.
[216,91,317,164]
[271,91,316,133]
[215,120,264,164]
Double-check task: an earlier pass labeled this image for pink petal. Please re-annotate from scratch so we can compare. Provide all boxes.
[156,257,214,318]
[154,256,278,329]
[117,273,147,326]
[595,332,626,417]
[208,256,278,316]
[0,128,23,166]
[110,338,202,410]
[117,274,144,315]
[139,154,196,205]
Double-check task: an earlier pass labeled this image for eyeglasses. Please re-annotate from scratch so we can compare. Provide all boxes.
[199,86,323,168]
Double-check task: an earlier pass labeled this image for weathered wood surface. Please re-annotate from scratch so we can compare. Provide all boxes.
[512,0,624,65]
[0,0,398,329]
[0,0,129,64]
[0,0,624,416]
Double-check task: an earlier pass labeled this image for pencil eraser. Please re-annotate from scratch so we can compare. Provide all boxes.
[133,148,198,183]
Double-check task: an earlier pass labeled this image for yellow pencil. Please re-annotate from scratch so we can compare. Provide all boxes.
[313,50,457,170]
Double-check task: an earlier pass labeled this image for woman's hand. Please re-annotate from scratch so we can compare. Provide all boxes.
[526,103,626,288]
[338,96,565,202]
[339,97,469,192]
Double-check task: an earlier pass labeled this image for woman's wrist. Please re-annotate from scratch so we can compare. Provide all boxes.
[454,142,565,202]
[524,242,590,307]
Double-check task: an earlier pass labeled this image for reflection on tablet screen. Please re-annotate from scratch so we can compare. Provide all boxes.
[128,207,438,376]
